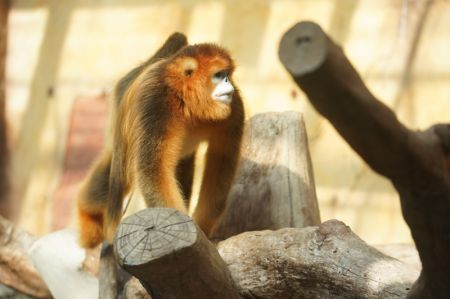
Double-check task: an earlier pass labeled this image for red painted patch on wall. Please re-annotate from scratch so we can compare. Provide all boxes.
[51,93,108,230]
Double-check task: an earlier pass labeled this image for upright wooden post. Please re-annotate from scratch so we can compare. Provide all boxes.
[212,111,321,240]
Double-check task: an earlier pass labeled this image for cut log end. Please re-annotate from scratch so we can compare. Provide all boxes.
[114,208,197,267]
[115,208,239,299]
[279,21,328,77]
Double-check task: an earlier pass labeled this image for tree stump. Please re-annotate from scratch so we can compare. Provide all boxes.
[114,208,239,299]
[212,111,321,240]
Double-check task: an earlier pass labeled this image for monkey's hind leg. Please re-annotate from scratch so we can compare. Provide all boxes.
[176,153,196,208]
[77,151,111,248]
[103,153,130,244]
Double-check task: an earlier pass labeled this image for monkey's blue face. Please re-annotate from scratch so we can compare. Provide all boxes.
[211,70,234,104]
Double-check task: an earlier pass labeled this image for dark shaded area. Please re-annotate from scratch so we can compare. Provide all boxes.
[0,0,10,218]
[279,21,450,298]
[211,159,313,241]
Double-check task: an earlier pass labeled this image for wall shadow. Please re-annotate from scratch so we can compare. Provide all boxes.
[212,158,320,241]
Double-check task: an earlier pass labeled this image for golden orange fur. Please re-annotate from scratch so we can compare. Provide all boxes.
[77,38,244,248]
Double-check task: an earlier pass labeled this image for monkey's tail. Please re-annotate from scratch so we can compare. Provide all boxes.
[77,199,105,249]
[76,150,112,249]
[103,156,127,244]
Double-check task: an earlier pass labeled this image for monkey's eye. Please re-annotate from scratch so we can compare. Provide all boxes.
[212,71,227,84]
[184,69,194,77]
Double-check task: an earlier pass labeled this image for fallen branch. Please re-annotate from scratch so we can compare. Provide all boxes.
[119,213,418,298]
[279,21,450,298]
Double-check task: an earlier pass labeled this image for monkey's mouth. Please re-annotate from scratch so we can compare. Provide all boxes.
[212,92,233,104]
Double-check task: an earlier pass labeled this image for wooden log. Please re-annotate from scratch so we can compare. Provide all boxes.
[121,278,152,299]
[99,243,118,299]
[0,216,50,298]
[219,220,419,298]
[375,244,421,271]
[114,208,239,299]
[124,220,419,298]
[98,244,133,299]
[212,111,321,241]
[0,284,34,299]
[279,21,450,298]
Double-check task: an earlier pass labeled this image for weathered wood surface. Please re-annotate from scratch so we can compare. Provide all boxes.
[115,208,239,299]
[121,278,152,299]
[99,243,118,299]
[0,284,34,299]
[279,21,450,298]
[375,244,421,271]
[212,111,321,241]
[218,220,419,299]
[0,216,50,298]
[122,218,419,299]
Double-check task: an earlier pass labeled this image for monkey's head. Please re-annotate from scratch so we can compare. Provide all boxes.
[164,44,238,121]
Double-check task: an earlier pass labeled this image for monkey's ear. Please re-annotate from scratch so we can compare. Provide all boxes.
[180,57,198,77]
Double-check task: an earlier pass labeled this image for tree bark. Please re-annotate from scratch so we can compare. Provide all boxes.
[123,219,419,299]
[0,216,50,298]
[279,21,450,298]
[220,220,418,299]
[121,278,152,299]
[99,243,118,299]
[212,112,321,241]
[0,0,10,218]
[114,208,240,299]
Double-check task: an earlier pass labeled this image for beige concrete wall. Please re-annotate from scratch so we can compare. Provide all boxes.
[6,0,450,244]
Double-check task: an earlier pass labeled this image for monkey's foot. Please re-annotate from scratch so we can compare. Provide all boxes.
[78,211,104,249]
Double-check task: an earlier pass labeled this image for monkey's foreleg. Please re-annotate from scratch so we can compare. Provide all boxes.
[77,150,111,248]
[138,170,188,215]
[194,132,242,236]
[135,127,189,214]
